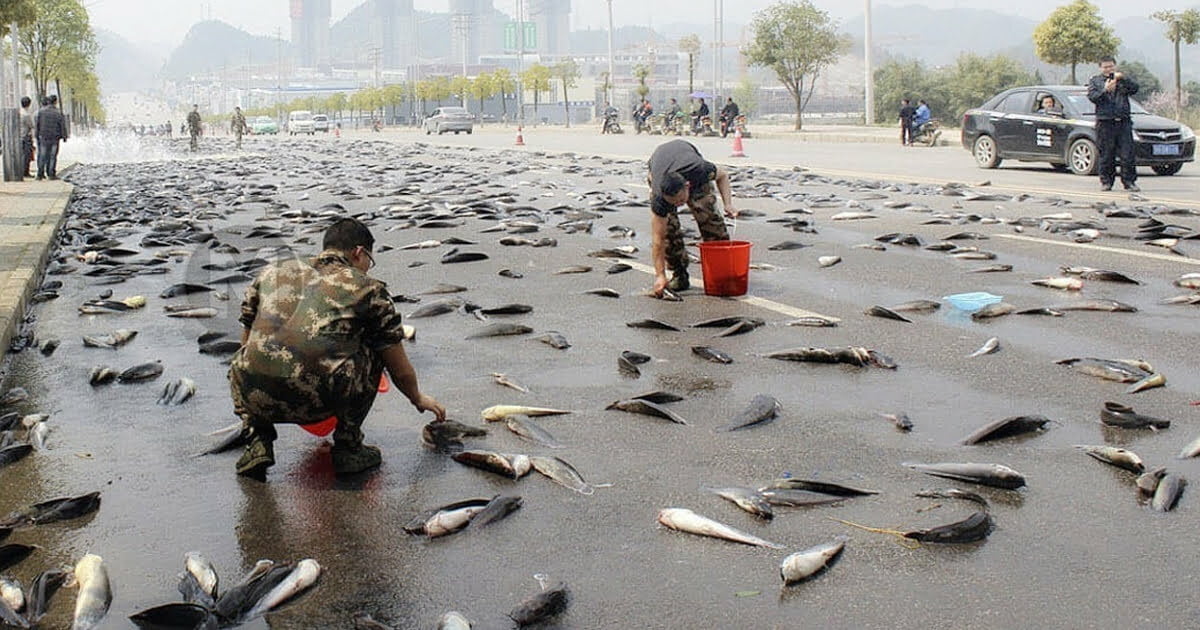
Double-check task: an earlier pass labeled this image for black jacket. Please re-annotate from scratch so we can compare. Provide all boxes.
[35,106,67,143]
[1087,74,1139,120]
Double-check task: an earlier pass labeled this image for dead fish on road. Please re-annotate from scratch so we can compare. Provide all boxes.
[971,302,1016,320]
[706,487,773,519]
[836,511,993,544]
[480,304,533,316]
[864,305,911,323]
[88,366,117,387]
[465,323,533,339]
[451,450,531,480]
[403,498,491,537]
[159,283,213,299]
[758,489,847,507]
[606,263,632,274]
[960,415,1050,445]
[533,331,571,349]
[421,420,487,453]
[969,337,1000,357]
[70,554,112,630]
[761,478,879,496]
[165,307,218,319]
[691,346,733,364]
[1049,299,1138,313]
[780,539,846,585]
[656,508,783,548]
[1075,445,1145,473]
[440,252,489,264]
[2,492,101,528]
[554,265,592,274]
[785,315,839,328]
[880,412,913,431]
[606,399,688,425]
[1056,358,1152,383]
[1178,435,1200,459]
[82,329,138,349]
[1060,267,1140,284]
[831,211,876,221]
[914,488,989,507]
[468,495,523,530]
[409,299,463,318]
[768,241,809,250]
[158,378,197,405]
[118,362,164,383]
[241,558,322,621]
[491,373,530,393]
[626,319,681,331]
[129,602,216,630]
[1152,474,1186,512]
[584,288,620,298]
[1031,277,1083,291]
[509,582,570,628]
[904,462,1026,489]
[818,256,842,268]
[481,405,571,422]
[626,390,684,405]
[890,300,941,313]
[968,264,1013,273]
[0,444,33,469]
[1100,402,1170,430]
[0,544,36,571]
[717,394,780,432]
[765,346,895,369]
[503,415,563,448]
[530,456,594,494]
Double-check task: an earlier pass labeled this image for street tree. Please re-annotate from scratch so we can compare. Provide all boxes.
[678,34,702,94]
[521,63,552,116]
[941,53,1036,120]
[17,0,100,101]
[0,0,36,27]
[450,75,471,109]
[429,76,452,106]
[745,0,846,131]
[492,68,515,121]
[554,59,579,127]
[469,74,496,121]
[632,63,651,100]
[327,92,348,123]
[383,83,407,122]
[873,58,943,124]
[1033,0,1119,85]
[732,77,759,118]
[1151,9,1200,118]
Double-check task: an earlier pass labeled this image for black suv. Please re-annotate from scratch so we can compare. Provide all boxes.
[962,85,1195,176]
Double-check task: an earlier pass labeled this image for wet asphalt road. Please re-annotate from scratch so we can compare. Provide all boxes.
[2,132,1200,629]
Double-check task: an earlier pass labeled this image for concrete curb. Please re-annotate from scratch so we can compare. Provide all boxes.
[0,172,73,361]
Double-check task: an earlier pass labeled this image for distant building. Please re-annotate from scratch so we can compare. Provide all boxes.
[528,0,570,57]
[290,0,332,72]
[449,0,503,65]
[374,0,416,71]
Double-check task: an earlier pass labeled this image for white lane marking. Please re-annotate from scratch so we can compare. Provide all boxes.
[994,234,1200,265]
[621,260,841,321]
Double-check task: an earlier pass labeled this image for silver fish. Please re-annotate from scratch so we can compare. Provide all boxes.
[656,508,782,548]
[436,611,472,630]
[969,337,1000,357]
[706,487,773,519]
[1152,474,1186,512]
[717,394,780,432]
[71,554,112,630]
[242,559,322,620]
[818,256,842,268]
[504,415,563,448]
[960,415,1050,445]
[533,332,571,349]
[880,412,913,431]
[785,316,838,327]
[780,539,846,585]
[1075,445,1145,473]
[904,462,1026,489]
[1178,435,1200,459]
[530,456,593,494]
[185,552,219,600]
[971,302,1016,320]
[465,323,533,339]
[491,373,530,393]
[691,346,733,364]
[606,399,688,425]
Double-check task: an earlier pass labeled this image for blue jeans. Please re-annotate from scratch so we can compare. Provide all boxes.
[37,140,60,178]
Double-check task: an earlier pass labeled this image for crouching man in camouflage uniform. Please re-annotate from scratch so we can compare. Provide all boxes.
[230,218,446,479]
[648,139,738,297]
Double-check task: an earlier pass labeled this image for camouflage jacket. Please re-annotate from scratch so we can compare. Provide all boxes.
[231,112,246,133]
[233,250,404,381]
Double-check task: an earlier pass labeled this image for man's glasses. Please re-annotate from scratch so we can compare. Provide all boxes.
[360,247,376,270]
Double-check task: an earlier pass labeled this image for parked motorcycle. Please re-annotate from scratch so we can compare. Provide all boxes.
[691,115,717,137]
[602,112,623,134]
[912,120,942,146]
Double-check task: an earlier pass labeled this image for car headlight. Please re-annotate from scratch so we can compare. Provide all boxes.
[1182,125,1195,141]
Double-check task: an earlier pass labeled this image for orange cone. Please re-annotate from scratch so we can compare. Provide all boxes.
[515,125,525,146]
[730,127,747,158]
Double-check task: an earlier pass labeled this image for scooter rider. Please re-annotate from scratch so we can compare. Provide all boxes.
[691,98,710,134]
[719,97,740,137]
[665,98,683,132]
[602,101,620,134]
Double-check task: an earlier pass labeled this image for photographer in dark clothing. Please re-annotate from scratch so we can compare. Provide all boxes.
[1087,56,1140,192]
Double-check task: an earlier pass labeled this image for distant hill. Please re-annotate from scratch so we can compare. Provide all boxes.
[96,29,164,93]
[842,6,1037,67]
[162,20,291,79]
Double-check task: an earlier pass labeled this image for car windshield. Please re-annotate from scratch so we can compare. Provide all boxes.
[292,112,313,121]
[254,117,271,123]
[1062,92,1150,116]
[441,108,468,115]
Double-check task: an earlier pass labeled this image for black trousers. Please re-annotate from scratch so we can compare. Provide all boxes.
[1096,118,1136,186]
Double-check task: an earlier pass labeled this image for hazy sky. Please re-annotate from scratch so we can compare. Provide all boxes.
[86,0,1197,51]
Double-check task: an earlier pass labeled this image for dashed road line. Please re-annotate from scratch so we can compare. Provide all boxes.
[622,260,841,322]
[994,234,1200,265]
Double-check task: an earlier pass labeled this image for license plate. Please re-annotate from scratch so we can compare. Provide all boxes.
[1152,143,1181,156]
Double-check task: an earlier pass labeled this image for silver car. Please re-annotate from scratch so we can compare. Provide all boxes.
[424,107,474,135]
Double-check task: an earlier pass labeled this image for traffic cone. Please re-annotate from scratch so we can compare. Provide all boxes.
[730,127,747,158]
[515,125,525,146]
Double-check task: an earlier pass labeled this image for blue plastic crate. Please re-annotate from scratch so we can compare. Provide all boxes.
[943,292,1003,312]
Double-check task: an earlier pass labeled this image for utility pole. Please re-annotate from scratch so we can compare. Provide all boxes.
[718,0,723,100]
[864,0,874,125]
[276,27,283,120]
[712,1,718,99]
[606,0,614,106]
[10,23,20,107]
[516,0,524,124]
[455,12,469,106]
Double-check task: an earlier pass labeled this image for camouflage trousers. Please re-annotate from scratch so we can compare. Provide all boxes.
[664,181,729,276]
[229,349,384,449]
[189,131,199,150]
[234,131,243,150]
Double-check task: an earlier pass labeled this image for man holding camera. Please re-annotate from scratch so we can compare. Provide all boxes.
[1087,56,1140,192]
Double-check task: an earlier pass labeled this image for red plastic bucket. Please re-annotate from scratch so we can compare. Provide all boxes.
[699,240,752,296]
[300,375,391,437]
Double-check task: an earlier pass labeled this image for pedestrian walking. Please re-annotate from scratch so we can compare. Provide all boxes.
[898,98,915,146]
[229,218,446,479]
[1087,56,1140,192]
[34,96,68,180]
[187,105,202,151]
[19,97,35,177]
[230,107,247,150]
[646,139,739,297]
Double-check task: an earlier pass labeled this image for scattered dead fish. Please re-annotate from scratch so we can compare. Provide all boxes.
[627,391,684,404]
[818,256,842,268]
[606,399,688,425]
[480,304,533,316]
[1061,267,1140,284]
[1128,372,1166,394]
[762,479,879,496]
[451,450,528,480]
[491,373,530,393]
[530,456,593,494]
[971,302,1016,320]
[410,299,463,318]
[1057,358,1152,383]
[780,539,846,585]
[914,488,989,507]
[584,288,620,298]
[656,508,783,548]
[836,511,993,544]
[481,405,571,422]
[554,265,592,274]
[1032,277,1083,291]
[691,346,733,364]
[786,316,838,327]
[118,362,164,383]
[758,489,845,507]
[1178,435,1200,459]
[711,319,764,338]
[618,355,641,378]
[465,323,533,339]
[421,420,487,453]
[717,395,780,432]
[504,415,563,449]
[71,554,112,630]
[904,462,1026,489]
[1075,445,1145,473]
[1138,467,1168,496]
[509,582,570,628]
[533,332,571,349]
[467,495,523,530]
[706,487,773,519]
[880,412,913,431]
[403,498,490,537]
[157,378,197,405]
[864,305,911,323]
[969,337,1000,357]
[626,319,680,331]
[165,307,218,319]
[1051,299,1138,312]
[968,264,1013,273]
[890,300,941,313]
[441,252,489,264]
[1152,474,1186,512]
[81,329,138,349]
[960,415,1050,445]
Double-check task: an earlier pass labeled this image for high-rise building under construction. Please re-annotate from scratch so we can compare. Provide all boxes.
[374,0,416,71]
[528,0,569,57]
[290,0,331,71]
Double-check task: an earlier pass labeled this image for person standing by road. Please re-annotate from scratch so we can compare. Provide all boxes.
[647,139,739,296]
[898,98,915,145]
[186,105,203,151]
[1087,56,1140,192]
[230,218,447,479]
[230,106,247,150]
[34,96,67,180]
[19,97,35,178]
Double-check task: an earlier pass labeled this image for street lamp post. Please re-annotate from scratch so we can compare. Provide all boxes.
[516,0,524,125]
[606,0,615,106]
[864,0,874,125]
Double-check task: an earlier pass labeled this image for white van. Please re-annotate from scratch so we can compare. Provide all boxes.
[287,110,315,135]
